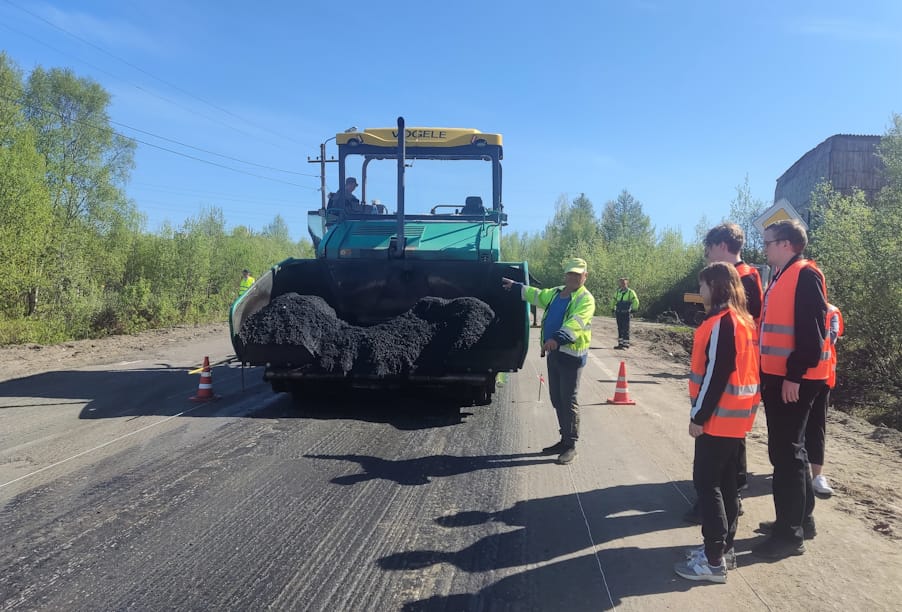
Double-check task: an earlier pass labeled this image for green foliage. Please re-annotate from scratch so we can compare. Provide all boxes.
[503,192,699,320]
[600,190,655,246]
[807,119,902,426]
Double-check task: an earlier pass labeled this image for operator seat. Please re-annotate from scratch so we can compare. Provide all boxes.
[462,196,485,214]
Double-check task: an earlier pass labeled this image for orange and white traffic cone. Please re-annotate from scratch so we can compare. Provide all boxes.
[190,356,221,402]
[606,361,636,405]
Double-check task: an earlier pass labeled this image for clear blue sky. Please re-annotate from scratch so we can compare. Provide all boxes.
[2,0,900,242]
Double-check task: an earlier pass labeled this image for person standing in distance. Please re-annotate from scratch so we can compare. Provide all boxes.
[502,258,596,465]
[239,269,255,296]
[611,277,639,349]
[753,219,830,559]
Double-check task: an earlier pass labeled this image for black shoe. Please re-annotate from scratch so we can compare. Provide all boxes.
[682,502,702,525]
[557,447,578,465]
[758,518,817,539]
[541,440,567,455]
[751,535,806,559]
[614,344,625,350]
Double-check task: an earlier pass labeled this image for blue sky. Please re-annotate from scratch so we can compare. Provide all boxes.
[2,0,900,242]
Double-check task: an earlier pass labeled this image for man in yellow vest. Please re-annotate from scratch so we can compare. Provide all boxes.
[502,257,595,465]
[611,278,639,349]
[239,269,255,296]
[754,219,829,560]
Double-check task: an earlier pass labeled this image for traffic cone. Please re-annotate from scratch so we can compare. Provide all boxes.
[190,356,221,402]
[606,361,636,405]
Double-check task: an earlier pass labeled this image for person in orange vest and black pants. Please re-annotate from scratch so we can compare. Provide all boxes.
[674,262,759,583]
[683,223,765,525]
[754,219,830,559]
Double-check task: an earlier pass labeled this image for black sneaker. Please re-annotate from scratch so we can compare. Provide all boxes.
[751,536,805,559]
[557,447,578,465]
[541,440,567,455]
[757,518,817,539]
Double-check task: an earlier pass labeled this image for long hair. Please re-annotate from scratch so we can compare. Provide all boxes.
[698,262,754,330]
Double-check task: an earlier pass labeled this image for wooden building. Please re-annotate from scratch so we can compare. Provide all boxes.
[774,134,885,221]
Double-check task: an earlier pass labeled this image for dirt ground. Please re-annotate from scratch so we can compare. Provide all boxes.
[2,317,900,543]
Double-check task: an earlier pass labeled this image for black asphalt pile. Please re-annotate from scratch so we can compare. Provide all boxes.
[239,294,495,376]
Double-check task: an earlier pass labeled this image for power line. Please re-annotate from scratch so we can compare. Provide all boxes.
[3,0,316,150]
[0,90,321,190]
[110,118,320,177]
[0,20,297,151]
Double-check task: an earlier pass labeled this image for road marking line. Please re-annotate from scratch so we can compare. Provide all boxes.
[567,465,616,610]
[0,405,204,490]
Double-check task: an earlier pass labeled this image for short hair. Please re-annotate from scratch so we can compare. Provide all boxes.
[698,262,753,328]
[765,219,808,253]
[704,222,745,254]
[346,176,358,186]
[242,269,250,274]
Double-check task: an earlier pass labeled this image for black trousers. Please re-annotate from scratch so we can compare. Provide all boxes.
[615,311,631,344]
[806,385,830,465]
[546,351,583,446]
[762,374,824,543]
[694,434,742,563]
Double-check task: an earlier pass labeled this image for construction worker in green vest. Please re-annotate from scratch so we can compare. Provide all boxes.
[611,277,639,349]
[239,269,255,296]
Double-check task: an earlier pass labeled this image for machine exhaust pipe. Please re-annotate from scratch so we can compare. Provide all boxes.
[391,116,407,258]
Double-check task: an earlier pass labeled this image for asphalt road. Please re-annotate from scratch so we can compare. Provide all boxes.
[1,328,899,611]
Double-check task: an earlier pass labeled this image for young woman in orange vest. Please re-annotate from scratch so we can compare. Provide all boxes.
[674,262,759,583]
[754,219,830,560]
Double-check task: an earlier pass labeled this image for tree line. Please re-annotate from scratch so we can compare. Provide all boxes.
[509,117,902,428]
[1,53,899,426]
[0,53,311,344]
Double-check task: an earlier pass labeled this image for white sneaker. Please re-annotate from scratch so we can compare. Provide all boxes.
[812,474,834,496]
[685,545,737,570]
[673,557,727,583]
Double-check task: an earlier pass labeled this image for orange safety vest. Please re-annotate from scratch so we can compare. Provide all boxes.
[760,259,831,379]
[826,304,844,389]
[735,262,763,326]
[689,308,760,438]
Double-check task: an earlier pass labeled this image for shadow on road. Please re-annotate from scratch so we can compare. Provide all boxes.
[305,452,553,485]
[0,365,495,430]
[383,480,732,609]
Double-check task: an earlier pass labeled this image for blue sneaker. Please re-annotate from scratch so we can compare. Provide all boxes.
[674,557,727,583]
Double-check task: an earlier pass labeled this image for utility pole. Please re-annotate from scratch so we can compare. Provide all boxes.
[307,136,337,209]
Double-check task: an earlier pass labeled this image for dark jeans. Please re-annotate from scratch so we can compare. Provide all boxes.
[762,374,824,543]
[806,386,830,465]
[546,351,583,446]
[615,311,631,344]
[694,434,742,563]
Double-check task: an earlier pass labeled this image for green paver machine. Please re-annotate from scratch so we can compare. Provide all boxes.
[230,117,530,404]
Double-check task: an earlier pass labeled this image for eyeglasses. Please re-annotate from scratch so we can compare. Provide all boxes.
[763,239,785,248]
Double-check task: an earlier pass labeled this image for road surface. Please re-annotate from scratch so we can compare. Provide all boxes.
[1,321,899,611]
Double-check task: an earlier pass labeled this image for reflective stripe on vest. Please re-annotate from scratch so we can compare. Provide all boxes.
[759,260,830,380]
[689,308,760,438]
